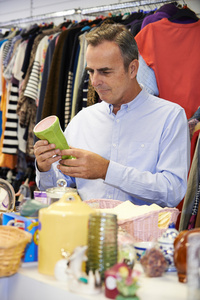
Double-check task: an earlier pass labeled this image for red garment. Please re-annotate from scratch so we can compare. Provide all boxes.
[135,18,200,119]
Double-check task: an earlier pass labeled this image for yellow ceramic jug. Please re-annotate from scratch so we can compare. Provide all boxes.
[38,192,95,275]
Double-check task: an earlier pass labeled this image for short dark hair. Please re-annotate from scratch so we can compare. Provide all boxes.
[86,23,138,71]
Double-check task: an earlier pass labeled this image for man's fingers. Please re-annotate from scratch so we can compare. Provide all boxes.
[59,157,79,167]
[60,148,82,159]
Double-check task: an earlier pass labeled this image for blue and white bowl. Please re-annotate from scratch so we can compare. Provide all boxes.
[134,241,157,261]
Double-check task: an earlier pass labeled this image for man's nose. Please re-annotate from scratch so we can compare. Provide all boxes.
[91,72,101,87]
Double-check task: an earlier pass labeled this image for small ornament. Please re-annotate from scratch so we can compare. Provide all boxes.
[157,223,179,272]
[54,246,102,295]
[104,262,140,299]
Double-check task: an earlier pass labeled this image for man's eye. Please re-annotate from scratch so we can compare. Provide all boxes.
[102,71,110,75]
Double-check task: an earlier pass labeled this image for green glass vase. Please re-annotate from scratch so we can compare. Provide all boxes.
[86,212,118,281]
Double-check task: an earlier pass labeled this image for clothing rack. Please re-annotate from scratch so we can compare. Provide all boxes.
[0,0,182,28]
[81,0,179,15]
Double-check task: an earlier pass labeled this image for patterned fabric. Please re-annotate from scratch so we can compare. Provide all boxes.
[3,39,21,81]
[24,60,40,101]
[187,183,200,229]
[24,34,58,105]
[2,39,12,68]
[3,35,22,68]
[87,76,99,107]
[64,70,73,127]
[2,83,19,154]
[188,118,199,140]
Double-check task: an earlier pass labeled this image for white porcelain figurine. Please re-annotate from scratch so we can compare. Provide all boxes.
[54,245,102,294]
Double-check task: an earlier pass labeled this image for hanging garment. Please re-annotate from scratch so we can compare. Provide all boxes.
[140,2,179,29]
[2,82,19,154]
[0,39,17,168]
[23,35,50,104]
[70,31,88,120]
[2,39,12,68]
[21,32,39,79]
[12,40,28,81]
[16,33,45,157]
[57,25,84,130]
[0,39,8,98]
[75,68,89,115]
[179,134,200,231]
[41,29,70,125]
[3,39,22,81]
[188,118,199,140]
[135,18,200,119]
[24,32,60,106]
[64,29,82,127]
[187,183,200,229]
[17,27,60,156]
[3,34,22,69]
[0,75,17,169]
[1,40,27,155]
[35,34,58,125]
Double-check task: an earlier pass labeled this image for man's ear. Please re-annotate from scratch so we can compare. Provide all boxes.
[129,59,139,78]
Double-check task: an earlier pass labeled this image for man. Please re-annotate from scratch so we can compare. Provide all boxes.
[34,23,190,208]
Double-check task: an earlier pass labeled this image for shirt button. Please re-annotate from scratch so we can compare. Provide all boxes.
[113,143,116,147]
[141,144,145,148]
[116,119,120,123]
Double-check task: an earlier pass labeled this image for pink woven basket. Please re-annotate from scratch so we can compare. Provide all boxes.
[85,199,180,242]
[85,198,122,209]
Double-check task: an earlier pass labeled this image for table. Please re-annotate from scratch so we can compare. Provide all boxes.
[0,263,188,300]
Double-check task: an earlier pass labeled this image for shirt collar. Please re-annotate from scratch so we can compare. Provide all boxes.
[104,86,149,114]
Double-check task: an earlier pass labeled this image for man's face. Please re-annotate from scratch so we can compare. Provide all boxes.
[86,41,134,112]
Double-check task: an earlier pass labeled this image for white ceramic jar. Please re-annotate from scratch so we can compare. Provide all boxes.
[157,223,179,272]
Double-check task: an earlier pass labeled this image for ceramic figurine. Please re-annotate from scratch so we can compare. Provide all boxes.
[54,245,102,295]
[105,263,140,299]
[54,258,70,282]
[68,269,102,295]
[66,245,88,279]
[157,223,179,272]
[15,178,31,202]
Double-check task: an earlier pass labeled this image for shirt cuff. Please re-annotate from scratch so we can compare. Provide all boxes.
[104,160,126,188]
[35,164,58,190]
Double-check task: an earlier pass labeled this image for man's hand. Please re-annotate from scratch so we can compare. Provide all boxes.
[57,148,110,180]
[34,140,62,172]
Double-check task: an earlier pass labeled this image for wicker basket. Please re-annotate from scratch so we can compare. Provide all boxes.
[85,199,180,242]
[85,198,122,209]
[0,225,32,277]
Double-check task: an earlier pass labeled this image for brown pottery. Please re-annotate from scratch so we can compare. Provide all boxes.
[173,228,200,283]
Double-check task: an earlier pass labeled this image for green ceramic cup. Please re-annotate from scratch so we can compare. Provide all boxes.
[33,115,73,159]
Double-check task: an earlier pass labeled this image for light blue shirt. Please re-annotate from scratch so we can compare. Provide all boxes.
[36,88,190,207]
[137,55,159,96]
